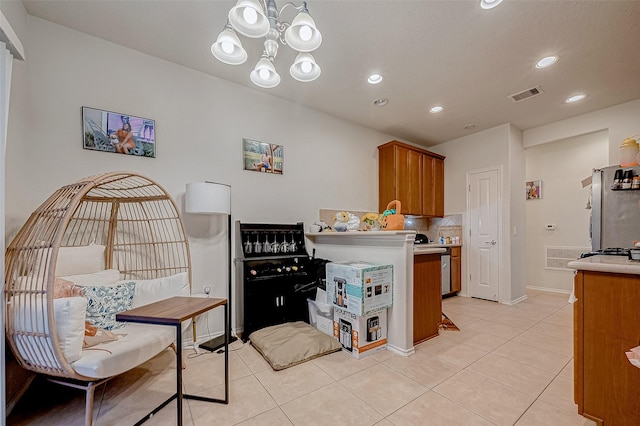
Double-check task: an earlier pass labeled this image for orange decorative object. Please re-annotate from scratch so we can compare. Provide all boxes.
[380,200,405,230]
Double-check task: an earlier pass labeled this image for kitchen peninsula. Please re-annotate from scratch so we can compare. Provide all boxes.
[306,231,445,356]
[568,255,640,424]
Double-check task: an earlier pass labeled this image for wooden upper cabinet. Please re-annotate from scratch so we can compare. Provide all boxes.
[378,141,445,217]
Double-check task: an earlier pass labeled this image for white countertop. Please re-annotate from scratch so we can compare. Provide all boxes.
[306,230,415,237]
[568,255,640,275]
[413,247,447,255]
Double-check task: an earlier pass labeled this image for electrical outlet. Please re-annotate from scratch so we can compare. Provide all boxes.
[204,285,212,295]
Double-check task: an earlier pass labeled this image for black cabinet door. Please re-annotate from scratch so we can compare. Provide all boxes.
[244,276,318,338]
[244,280,289,338]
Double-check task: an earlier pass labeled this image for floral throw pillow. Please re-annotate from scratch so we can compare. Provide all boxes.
[81,282,136,330]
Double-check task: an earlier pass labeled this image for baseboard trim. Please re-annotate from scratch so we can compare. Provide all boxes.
[386,344,415,357]
[526,285,571,295]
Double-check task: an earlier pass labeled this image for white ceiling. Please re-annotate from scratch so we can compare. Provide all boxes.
[21,0,640,147]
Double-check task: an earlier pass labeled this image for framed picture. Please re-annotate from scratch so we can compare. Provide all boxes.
[242,138,283,174]
[82,106,155,158]
[526,180,542,200]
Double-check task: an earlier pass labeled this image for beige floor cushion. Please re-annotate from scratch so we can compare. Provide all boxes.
[249,321,341,371]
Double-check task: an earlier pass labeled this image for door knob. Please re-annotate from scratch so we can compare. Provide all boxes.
[485,240,497,245]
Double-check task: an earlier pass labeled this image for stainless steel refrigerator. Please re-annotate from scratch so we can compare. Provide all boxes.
[591,165,640,250]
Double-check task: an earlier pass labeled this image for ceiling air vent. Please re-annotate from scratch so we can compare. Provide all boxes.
[509,85,544,103]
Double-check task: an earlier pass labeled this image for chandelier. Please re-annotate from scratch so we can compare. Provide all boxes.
[211,0,322,89]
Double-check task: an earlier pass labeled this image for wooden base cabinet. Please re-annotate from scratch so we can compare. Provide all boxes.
[378,141,445,217]
[413,254,442,344]
[450,246,461,293]
[574,270,640,424]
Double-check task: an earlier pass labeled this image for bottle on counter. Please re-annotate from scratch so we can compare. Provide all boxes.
[613,168,623,190]
[622,169,633,189]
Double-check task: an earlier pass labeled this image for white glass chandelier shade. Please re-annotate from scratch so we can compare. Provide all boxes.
[289,52,321,82]
[212,0,322,88]
[284,11,322,52]
[250,56,281,88]
[211,25,247,65]
[228,0,269,38]
[185,182,231,215]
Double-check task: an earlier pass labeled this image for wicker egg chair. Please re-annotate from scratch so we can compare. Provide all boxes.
[4,171,191,423]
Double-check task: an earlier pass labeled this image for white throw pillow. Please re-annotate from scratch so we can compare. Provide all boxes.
[12,296,87,365]
[61,269,120,287]
[55,245,106,276]
[54,297,88,362]
[127,272,190,309]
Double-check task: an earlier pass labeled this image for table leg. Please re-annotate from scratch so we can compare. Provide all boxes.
[224,303,229,403]
[176,324,183,426]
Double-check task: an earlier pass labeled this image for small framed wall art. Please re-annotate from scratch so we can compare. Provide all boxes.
[82,106,156,158]
[242,138,283,174]
[526,180,542,200]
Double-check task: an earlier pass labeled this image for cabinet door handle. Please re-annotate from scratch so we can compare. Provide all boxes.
[275,297,280,307]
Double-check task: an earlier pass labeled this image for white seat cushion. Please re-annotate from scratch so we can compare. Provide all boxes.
[71,323,175,379]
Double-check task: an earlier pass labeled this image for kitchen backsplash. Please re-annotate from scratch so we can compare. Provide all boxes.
[405,214,463,244]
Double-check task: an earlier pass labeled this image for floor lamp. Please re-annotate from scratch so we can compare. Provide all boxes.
[185,181,237,352]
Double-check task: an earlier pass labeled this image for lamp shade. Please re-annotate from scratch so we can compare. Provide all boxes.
[284,11,322,52]
[228,0,269,38]
[290,52,321,82]
[250,56,281,88]
[185,182,231,215]
[211,25,248,65]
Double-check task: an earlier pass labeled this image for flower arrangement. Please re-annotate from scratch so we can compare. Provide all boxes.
[334,211,360,231]
[361,212,382,231]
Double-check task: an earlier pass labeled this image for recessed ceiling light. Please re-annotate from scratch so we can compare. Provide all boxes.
[480,0,504,10]
[368,74,383,84]
[430,106,444,113]
[536,56,559,69]
[373,98,389,107]
[565,94,586,103]
[464,124,477,130]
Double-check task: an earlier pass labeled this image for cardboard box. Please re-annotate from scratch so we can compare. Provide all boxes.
[333,306,387,358]
[326,261,393,315]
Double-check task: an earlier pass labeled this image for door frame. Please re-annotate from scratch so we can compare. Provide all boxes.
[465,165,503,302]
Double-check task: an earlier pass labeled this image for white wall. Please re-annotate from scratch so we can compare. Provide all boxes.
[430,124,526,303]
[6,16,397,338]
[509,124,526,301]
[525,130,608,292]
[523,98,640,165]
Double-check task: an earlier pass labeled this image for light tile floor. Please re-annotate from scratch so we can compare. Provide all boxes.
[8,289,596,425]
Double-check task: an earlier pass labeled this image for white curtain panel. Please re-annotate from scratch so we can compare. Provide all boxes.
[0,40,14,423]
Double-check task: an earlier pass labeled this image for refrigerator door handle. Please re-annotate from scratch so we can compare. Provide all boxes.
[591,169,603,251]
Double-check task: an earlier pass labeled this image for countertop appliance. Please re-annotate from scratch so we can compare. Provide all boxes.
[415,233,429,244]
[441,249,451,295]
[591,165,640,251]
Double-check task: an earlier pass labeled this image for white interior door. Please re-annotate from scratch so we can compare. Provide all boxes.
[467,167,501,301]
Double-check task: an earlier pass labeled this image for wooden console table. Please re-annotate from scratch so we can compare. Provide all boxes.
[117,296,229,425]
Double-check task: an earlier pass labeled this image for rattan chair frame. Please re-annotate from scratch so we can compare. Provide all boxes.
[4,172,191,417]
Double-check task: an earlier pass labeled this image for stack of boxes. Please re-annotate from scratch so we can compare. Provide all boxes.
[325,261,393,358]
